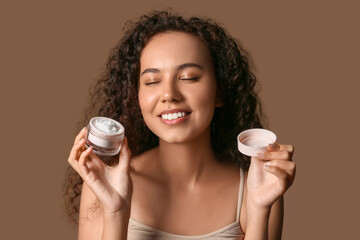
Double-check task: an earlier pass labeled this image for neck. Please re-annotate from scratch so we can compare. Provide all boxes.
[155,127,219,190]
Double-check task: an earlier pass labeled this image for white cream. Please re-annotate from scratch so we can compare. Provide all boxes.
[161,112,186,120]
[94,119,120,133]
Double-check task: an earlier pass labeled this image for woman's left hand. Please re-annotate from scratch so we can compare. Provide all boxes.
[246,143,296,211]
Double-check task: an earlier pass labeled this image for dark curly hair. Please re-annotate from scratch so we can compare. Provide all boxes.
[63,10,265,225]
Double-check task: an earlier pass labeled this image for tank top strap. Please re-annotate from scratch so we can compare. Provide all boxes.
[236,167,245,222]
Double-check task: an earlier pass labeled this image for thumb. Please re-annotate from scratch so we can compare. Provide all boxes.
[116,137,131,173]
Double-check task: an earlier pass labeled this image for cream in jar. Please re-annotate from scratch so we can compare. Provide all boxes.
[85,117,125,156]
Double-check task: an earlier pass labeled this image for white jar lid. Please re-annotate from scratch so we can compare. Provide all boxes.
[237,128,277,157]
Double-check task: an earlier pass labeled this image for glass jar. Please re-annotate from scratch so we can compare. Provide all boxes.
[85,117,125,156]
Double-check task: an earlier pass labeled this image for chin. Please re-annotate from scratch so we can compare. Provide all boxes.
[158,135,190,144]
[145,121,210,145]
[157,130,206,144]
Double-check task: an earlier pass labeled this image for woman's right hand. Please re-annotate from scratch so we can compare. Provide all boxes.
[68,128,133,215]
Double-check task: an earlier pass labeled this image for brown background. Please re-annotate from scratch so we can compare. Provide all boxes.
[1,0,359,239]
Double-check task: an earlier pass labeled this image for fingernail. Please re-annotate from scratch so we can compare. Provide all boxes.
[257,152,265,158]
[269,143,280,151]
[269,143,277,149]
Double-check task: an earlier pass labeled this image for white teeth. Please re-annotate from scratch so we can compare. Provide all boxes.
[161,112,187,120]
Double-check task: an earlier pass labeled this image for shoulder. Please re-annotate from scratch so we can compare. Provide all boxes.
[130,147,159,178]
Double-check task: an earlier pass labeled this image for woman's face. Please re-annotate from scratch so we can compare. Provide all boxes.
[138,31,221,143]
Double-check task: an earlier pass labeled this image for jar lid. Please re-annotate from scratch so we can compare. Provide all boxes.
[89,117,125,141]
[237,128,277,157]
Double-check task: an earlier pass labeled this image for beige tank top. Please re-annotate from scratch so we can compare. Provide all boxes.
[127,168,245,240]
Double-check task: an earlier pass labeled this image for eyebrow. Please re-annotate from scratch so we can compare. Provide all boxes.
[140,63,203,76]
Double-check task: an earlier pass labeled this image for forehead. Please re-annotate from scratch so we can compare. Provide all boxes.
[140,31,212,70]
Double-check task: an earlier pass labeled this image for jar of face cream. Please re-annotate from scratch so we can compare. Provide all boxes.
[85,117,125,156]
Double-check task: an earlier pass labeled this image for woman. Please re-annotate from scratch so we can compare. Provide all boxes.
[64,10,295,240]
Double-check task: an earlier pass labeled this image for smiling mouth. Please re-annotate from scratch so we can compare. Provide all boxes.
[159,112,191,120]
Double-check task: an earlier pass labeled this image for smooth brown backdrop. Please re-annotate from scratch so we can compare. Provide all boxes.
[1,0,359,239]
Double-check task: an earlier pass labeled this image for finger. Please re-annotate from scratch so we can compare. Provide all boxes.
[116,137,131,173]
[74,127,87,145]
[267,143,294,153]
[267,142,280,152]
[279,144,295,156]
[264,160,296,176]
[68,139,86,174]
[68,138,86,163]
[78,148,101,188]
[257,150,292,161]
[78,146,93,177]
[263,164,294,190]
[273,144,295,156]
[86,152,106,170]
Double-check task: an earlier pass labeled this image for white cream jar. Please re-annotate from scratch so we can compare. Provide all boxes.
[85,117,125,156]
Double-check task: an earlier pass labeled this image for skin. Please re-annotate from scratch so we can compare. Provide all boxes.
[68,31,296,240]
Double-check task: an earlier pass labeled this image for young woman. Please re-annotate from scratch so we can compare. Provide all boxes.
[64,11,295,240]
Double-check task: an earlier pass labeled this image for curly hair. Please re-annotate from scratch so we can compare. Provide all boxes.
[63,10,264,225]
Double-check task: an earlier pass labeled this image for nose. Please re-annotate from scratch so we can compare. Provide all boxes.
[159,79,182,103]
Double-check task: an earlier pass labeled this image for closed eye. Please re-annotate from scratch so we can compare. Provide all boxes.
[145,81,161,85]
[180,77,200,81]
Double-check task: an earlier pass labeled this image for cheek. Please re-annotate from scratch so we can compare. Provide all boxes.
[193,83,217,106]
[138,89,158,114]
[186,84,217,122]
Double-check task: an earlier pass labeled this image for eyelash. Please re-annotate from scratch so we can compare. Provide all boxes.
[145,81,160,85]
[180,77,200,81]
[144,77,200,85]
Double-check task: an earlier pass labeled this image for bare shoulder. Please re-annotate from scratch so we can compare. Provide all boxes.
[78,183,103,240]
